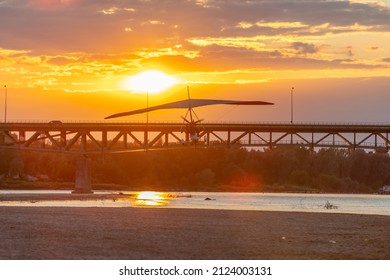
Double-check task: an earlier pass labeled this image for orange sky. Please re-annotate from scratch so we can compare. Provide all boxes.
[1,0,390,122]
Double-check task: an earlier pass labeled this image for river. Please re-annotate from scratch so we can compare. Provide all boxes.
[1,190,389,216]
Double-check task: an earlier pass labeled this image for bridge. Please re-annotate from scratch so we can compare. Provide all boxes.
[1,121,390,192]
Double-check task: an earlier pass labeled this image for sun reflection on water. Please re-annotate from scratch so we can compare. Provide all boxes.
[135,191,168,207]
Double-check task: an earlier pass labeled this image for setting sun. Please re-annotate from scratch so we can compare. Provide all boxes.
[122,70,178,94]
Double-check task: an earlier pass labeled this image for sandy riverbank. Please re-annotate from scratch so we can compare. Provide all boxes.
[1,205,390,260]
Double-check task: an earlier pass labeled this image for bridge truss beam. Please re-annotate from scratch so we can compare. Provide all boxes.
[1,122,390,153]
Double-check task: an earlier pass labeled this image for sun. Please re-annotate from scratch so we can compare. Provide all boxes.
[122,70,177,94]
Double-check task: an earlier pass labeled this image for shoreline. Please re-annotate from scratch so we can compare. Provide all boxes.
[0,206,389,260]
[0,180,380,194]
[0,192,133,202]
[0,185,383,195]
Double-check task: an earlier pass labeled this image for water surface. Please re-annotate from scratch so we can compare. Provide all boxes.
[1,190,389,216]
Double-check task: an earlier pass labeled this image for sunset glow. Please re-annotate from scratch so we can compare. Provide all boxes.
[1,0,390,122]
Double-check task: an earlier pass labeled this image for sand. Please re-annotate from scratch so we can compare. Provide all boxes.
[1,205,390,260]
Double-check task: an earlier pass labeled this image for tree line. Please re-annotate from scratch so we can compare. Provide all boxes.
[1,146,390,193]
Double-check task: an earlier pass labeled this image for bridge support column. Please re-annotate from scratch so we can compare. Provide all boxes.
[72,155,93,194]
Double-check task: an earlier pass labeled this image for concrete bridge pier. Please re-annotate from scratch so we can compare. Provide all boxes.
[72,155,93,194]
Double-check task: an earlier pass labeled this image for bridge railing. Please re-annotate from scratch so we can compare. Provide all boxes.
[3,120,390,126]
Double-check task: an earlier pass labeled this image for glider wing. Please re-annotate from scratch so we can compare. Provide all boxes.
[105,98,273,119]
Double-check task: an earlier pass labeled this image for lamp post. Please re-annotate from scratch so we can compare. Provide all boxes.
[4,85,7,123]
[290,87,295,145]
[145,90,149,151]
[290,87,294,124]
[146,90,149,124]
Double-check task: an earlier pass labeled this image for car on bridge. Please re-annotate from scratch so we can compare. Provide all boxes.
[49,120,62,125]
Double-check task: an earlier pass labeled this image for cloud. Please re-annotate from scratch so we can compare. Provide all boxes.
[1,0,390,91]
[0,48,30,56]
[1,0,390,54]
[139,44,382,74]
[28,0,78,10]
[98,6,120,15]
[290,42,319,55]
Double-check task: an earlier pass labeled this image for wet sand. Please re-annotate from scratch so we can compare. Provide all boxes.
[1,206,390,260]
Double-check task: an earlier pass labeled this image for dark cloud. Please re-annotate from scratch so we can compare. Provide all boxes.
[290,42,319,55]
[383,58,390,63]
[1,0,390,54]
[204,0,390,36]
